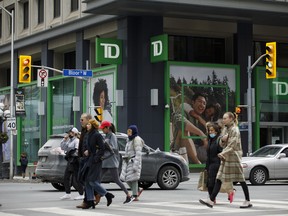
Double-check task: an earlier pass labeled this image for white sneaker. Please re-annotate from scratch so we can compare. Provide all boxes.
[199,198,214,208]
[74,195,84,200]
[240,200,252,208]
[60,194,71,200]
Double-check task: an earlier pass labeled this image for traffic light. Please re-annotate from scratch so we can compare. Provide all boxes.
[265,42,276,79]
[94,107,103,122]
[19,55,32,83]
[235,107,241,114]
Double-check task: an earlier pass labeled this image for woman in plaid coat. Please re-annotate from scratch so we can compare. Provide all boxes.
[200,112,252,209]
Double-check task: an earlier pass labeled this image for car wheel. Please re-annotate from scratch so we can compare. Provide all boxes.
[138,182,153,189]
[157,166,180,190]
[51,182,65,191]
[249,167,268,185]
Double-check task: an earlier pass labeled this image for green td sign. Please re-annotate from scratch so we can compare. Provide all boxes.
[96,38,122,64]
[150,34,168,63]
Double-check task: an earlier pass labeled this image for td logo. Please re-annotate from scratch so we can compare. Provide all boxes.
[272,81,288,96]
[100,43,120,59]
[151,40,163,57]
[96,38,122,64]
[150,34,168,63]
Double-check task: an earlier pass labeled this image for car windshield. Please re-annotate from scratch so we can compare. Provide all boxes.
[251,146,282,157]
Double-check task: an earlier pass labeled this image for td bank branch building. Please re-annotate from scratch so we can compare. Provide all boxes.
[0,0,288,173]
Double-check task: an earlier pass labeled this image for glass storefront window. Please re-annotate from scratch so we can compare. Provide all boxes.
[21,85,40,163]
[169,35,226,64]
[51,78,74,134]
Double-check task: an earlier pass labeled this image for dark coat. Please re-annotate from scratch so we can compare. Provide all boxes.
[205,136,222,188]
[85,128,105,182]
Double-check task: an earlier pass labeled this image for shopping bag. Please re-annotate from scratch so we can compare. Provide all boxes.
[197,171,208,191]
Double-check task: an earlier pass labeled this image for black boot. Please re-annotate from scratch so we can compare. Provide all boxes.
[81,200,95,209]
[105,192,115,206]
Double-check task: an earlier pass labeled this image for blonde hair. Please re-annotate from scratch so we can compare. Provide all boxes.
[224,111,238,125]
[89,119,99,129]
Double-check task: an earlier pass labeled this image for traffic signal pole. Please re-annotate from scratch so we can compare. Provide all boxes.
[247,53,267,155]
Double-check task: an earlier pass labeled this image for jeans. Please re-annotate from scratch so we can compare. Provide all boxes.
[85,181,107,201]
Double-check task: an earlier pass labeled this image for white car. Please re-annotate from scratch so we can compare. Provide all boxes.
[241,144,288,185]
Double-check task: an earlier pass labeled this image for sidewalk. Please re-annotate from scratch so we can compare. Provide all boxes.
[0,175,41,183]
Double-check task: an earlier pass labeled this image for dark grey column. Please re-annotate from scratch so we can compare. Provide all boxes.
[41,42,53,142]
[236,22,253,103]
[75,31,90,129]
[236,22,253,155]
[117,16,165,150]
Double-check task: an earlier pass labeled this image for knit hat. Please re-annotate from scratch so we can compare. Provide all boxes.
[128,125,138,140]
[89,119,99,129]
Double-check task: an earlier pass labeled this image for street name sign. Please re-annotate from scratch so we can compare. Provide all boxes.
[63,69,93,77]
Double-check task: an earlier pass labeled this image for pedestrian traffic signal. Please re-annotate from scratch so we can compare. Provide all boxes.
[265,42,276,79]
[19,55,32,83]
[95,107,103,122]
[235,107,241,114]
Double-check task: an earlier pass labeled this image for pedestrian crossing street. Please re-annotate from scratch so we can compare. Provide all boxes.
[0,199,288,216]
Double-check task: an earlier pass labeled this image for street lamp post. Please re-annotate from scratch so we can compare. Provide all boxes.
[0,6,15,179]
[0,103,11,179]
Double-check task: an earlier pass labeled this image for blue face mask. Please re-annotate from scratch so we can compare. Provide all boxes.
[209,133,216,138]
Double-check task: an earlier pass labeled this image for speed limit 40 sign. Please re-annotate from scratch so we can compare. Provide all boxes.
[7,117,17,130]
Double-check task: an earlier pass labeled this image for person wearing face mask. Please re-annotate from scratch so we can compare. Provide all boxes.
[60,127,84,200]
[203,123,223,201]
[200,112,252,209]
[120,125,144,201]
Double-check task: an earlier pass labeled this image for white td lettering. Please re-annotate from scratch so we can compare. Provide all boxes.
[273,81,288,96]
[151,40,163,56]
[100,43,120,59]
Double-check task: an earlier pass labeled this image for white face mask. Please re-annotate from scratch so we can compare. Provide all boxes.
[209,133,216,138]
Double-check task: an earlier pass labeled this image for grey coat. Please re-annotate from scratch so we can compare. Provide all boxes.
[120,136,143,182]
[102,132,120,168]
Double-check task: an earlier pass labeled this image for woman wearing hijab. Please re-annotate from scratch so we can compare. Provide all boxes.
[81,119,114,209]
[120,125,144,201]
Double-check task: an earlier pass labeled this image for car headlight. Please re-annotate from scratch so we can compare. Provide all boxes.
[242,163,248,168]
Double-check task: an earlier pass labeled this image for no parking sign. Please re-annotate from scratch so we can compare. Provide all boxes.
[37,69,48,87]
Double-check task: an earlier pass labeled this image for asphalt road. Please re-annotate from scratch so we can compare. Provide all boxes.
[0,173,288,216]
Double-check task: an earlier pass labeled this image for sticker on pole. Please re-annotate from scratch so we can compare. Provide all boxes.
[7,117,17,130]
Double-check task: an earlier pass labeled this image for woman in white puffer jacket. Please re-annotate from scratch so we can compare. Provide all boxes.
[120,125,144,201]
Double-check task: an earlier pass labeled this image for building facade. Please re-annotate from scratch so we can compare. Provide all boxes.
[0,0,288,173]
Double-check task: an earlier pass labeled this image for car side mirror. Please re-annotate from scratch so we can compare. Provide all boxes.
[277,153,286,159]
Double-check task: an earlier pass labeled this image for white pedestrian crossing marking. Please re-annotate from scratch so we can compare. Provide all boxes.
[0,213,23,216]
[26,207,115,216]
[2,199,288,216]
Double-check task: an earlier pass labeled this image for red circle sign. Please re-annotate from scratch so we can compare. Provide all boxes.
[39,69,47,79]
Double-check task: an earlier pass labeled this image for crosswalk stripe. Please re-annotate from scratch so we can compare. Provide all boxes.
[26,207,115,216]
[4,199,288,216]
[0,213,22,216]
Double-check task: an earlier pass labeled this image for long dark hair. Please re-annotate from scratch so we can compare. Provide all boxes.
[110,123,116,134]
[93,79,110,109]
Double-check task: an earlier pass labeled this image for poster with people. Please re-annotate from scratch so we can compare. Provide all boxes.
[169,64,238,164]
[0,93,11,162]
[89,67,116,124]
